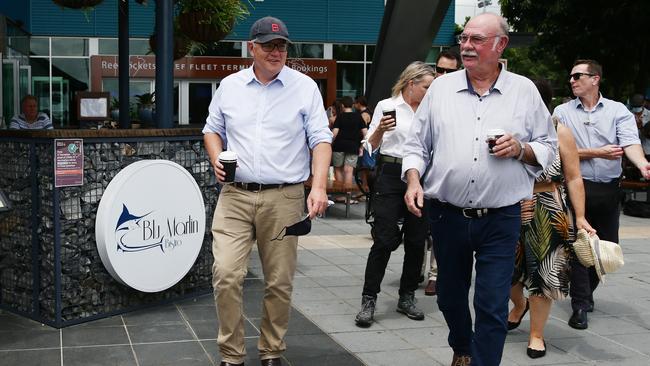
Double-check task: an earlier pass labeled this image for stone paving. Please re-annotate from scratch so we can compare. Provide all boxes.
[1,200,649,365]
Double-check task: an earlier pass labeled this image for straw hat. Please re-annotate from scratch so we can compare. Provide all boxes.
[572,229,624,281]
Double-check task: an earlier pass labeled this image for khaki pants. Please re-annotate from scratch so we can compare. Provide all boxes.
[211,183,304,364]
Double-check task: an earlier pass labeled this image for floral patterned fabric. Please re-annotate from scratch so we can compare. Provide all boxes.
[513,121,575,300]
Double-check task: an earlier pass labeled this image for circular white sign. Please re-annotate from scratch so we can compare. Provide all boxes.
[95,160,206,292]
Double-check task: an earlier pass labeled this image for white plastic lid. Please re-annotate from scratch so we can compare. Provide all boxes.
[218,151,237,161]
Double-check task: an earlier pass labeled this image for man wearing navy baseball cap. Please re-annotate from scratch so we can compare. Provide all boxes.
[203,16,332,366]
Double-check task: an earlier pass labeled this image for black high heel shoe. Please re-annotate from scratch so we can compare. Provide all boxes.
[507,298,529,330]
[527,339,546,359]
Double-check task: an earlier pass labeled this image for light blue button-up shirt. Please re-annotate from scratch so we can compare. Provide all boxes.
[553,95,640,182]
[203,65,332,184]
[401,69,557,208]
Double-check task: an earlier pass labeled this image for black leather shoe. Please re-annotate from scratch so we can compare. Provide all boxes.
[586,303,594,312]
[507,299,529,330]
[220,362,244,366]
[568,309,588,329]
[526,339,546,359]
[260,358,281,366]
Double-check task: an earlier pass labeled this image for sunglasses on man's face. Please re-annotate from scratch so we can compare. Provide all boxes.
[435,66,457,74]
[569,72,595,81]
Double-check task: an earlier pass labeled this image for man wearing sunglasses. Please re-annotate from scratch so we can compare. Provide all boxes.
[434,50,461,79]
[402,13,557,366]
[554,60,650,331]
[203,16,332,366]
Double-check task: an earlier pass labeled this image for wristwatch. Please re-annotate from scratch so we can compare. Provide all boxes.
[516,140,526,161]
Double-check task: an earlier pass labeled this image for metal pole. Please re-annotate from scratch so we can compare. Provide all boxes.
[118,0,130,129]
[155,0,174,128]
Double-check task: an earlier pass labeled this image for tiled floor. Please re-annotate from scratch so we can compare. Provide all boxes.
[0,274,363,366]
[2,201,650,365]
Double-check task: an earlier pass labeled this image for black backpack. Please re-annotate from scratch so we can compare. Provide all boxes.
[623,200,650,218]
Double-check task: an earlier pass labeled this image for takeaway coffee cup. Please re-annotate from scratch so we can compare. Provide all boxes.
[218,151,237,183]
[487,129,505,155]
[382,107,397,126]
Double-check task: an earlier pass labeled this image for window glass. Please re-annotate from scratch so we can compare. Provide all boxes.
[337,63,364,98]
[30,37,49,56]
[190,41,242,57]
[52,38,88,56]
[98,39,153,56]
[130,39,151,56]
[98,38,118,55]
[288,43,324,59]
[333,44,364,61]
[366,45,376,61]
[29,58,51,111]
[51,58,90,126]
[102,79,152,120]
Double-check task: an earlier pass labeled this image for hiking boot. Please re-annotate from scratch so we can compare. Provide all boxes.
[396,291,425,320]
[355,295,376,327]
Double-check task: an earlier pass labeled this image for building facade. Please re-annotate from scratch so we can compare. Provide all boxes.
[0,0,456,127]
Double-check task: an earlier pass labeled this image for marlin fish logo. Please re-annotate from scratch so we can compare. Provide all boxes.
[115,204,165,253]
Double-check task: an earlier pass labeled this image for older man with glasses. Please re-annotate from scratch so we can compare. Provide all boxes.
[402,13,557,366]
[203,16,332,366]
[554,59,650,330]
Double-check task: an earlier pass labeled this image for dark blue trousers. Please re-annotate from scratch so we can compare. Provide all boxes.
[429,201,520,366]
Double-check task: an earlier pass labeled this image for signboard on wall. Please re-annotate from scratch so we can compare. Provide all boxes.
[95,160,206,292]
[54,139,84,187]
[89,55,337,106]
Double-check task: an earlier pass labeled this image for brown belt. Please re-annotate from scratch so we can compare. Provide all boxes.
[533,181,560,193]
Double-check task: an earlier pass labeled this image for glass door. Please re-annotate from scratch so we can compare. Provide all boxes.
[180,80,219,125]
[19,65,32,99]
[2,59,20,125]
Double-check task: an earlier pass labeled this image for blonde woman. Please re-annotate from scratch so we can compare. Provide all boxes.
[355,61,435,327]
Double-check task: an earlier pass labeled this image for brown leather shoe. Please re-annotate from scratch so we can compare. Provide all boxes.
[260,358,281,366]
[451,353,471,366]
[220,362,244,366]
[425,280,437,296]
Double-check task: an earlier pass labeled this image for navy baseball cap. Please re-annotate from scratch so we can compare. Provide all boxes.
[249,16,290,43]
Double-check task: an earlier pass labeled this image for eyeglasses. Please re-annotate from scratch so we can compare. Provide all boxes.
[569,72,595,81]
[256,42,288,52]
[457,34,501,45]
[435,66,457,74]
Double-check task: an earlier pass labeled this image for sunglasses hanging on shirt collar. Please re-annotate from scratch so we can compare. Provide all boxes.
[270,214,312,241]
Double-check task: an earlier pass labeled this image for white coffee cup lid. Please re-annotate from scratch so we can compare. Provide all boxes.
[382,106,395,112]
[487,128,505,135]
[219,151,237,161]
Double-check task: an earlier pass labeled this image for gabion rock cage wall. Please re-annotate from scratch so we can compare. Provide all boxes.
[0,135,218,327]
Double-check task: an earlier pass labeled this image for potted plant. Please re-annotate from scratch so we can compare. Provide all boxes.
[176,0,251,43]
[135,92,155,126]
[148,31,192,60]
[52,0,104,10]
[129,103,141,129]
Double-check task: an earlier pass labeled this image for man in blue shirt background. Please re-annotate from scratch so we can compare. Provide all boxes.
[554,59,650,330]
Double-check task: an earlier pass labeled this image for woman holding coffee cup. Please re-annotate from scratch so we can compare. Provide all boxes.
[355,61,435,327]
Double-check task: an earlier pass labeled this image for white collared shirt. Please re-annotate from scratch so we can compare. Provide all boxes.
[202,65,332,184]
[365,93,414,158]
[401,69,557,208]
